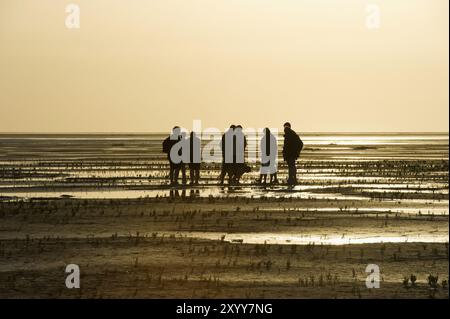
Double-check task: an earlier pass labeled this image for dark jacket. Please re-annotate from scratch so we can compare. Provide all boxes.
[282,127,303,160]
[163,135,182,164]
[188,133,201,164]
[221,128,247,163]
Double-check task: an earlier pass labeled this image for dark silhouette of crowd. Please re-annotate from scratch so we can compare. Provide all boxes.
[162,123,303,187]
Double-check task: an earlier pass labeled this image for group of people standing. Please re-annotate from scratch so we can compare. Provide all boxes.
[162,122,303,186]
[219,124,251,185]
[162,127,202,186]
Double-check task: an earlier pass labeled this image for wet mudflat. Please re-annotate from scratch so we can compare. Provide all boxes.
[0,133,448,298]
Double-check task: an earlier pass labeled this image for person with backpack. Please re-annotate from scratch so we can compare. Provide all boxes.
[282,122,303,186]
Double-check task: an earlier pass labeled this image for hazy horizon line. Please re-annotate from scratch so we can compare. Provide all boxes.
[0,131,448,135]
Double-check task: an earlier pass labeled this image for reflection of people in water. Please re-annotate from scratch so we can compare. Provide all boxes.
[189,189,200,198]
[259,128,278,185]
[169,189,186,198]
[188,131,201,185]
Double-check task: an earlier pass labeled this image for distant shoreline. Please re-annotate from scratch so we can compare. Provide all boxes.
[0,132,448,136]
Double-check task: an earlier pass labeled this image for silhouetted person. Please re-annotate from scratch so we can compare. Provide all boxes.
[259,128,278,185]
[163,126,179,185]
[162,126,186,186]
[233,125,250,184]
[178,131,187,185]
[219,125,236,185]
[282,122,303,185]
[188,131,201,185]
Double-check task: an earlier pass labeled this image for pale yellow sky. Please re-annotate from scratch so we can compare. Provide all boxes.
[0,0,448,132]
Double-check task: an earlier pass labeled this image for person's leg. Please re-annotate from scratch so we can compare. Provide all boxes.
[189,166,195,184]
[228,165,234,185]
[231,164,238,184]
[292,160,297,184]
[173,165,180,185]
[181,164,187,184]
[272,173,279,184]
[287,159,294,184]
[234,165,240,184]
[195,165,200,184]
[285,160,290,184]
[287,159,297,185]
[235,173,242,184]
[169,162,174,185]
[219,162,226,184]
